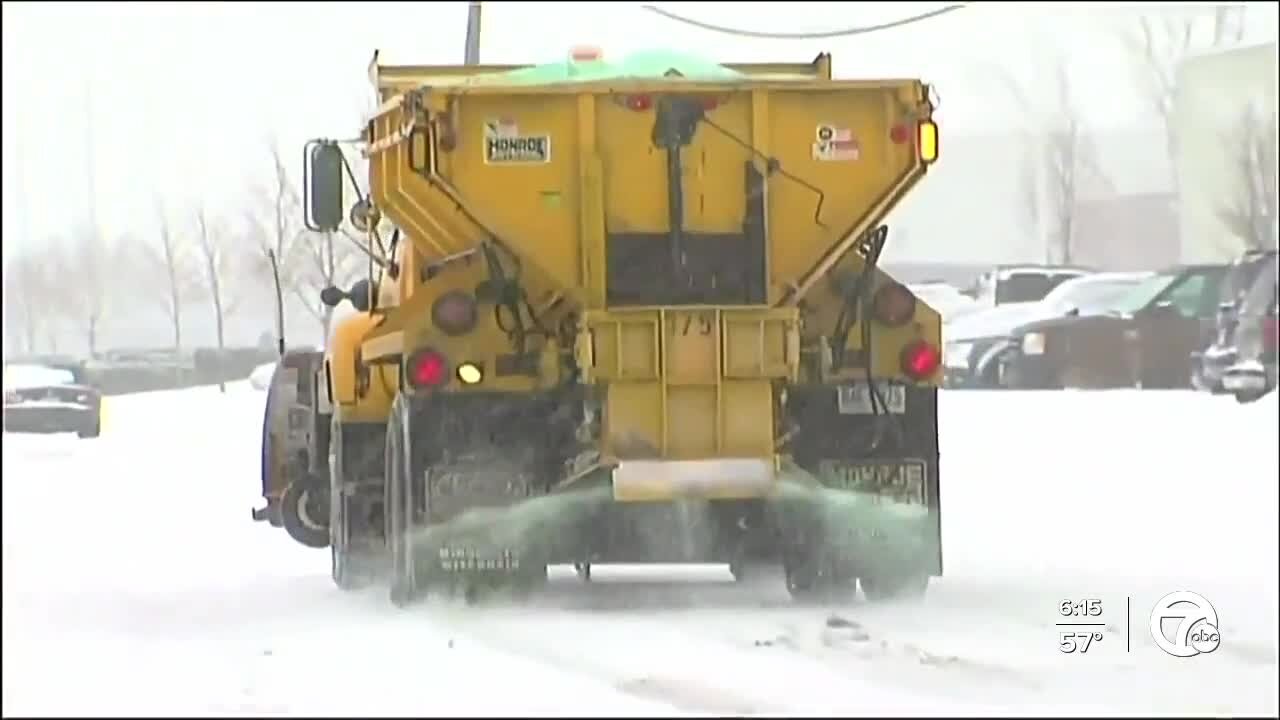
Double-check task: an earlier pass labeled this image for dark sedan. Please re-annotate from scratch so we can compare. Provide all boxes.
[998,263,1231,390]
[943,272,1147,389]
[1195,249,1278,395]
[3,361,102,438]
[1220,252,1278,403]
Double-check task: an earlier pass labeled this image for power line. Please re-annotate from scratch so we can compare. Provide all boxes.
[639,3,970,40]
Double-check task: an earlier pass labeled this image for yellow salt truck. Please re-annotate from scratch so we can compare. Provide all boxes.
[255,49,944,606]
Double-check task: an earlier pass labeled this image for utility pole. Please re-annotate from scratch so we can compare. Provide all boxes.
[82,72,102,356]
[464,1,482,66]
[9,88,34,354]
[83,73,99,242]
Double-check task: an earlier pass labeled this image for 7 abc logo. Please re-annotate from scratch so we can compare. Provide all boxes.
[1149,590,1221,657]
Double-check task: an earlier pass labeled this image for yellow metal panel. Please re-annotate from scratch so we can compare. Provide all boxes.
[663,309,719,385]
[682,98,751,234]
[447,95,582,293]
[722,310,797,379]
[588,313,660,382]
[585,307,797,461]
[721,380,775,457]
[665,386,717,458]
[605,381,663,457]
[750,89,772,291]
[360,58,943,415]
[577,94,607,308]
[596,96,667,232]
[765,85,923,305]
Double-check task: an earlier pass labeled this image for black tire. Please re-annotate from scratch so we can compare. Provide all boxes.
[77,416,101,439]
[782,545,855,602]
[385,395,419,607]
[1234,388,1272,404]
[860,573,929,603]
[282,474,330,549]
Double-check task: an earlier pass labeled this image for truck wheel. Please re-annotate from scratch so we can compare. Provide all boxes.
[282,475,330,549]
[860,573,929,603]
[385,395,421,607]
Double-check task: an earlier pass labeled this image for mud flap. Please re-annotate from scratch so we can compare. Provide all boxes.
[255,372,282,526]
[771,459,938,596]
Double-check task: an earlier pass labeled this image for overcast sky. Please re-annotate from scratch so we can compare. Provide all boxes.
[3,1,1277,262]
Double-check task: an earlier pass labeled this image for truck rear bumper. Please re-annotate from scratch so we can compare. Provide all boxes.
[3,405,96,434]
[611,458,775,502]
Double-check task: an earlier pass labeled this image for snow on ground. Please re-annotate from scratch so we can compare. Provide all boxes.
[3,384,1277,716]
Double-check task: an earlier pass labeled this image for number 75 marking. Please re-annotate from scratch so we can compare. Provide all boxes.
[680,313,714,337]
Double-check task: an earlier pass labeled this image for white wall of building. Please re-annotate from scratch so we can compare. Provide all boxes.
[1173,42,1278,262]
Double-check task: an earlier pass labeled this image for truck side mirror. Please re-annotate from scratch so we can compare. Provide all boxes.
[304,141,345,232]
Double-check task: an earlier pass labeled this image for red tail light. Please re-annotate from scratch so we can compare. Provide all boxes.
[407,349,448,388]
[872,282,917,327]
[900,341,941,380]
[626,94,652,111]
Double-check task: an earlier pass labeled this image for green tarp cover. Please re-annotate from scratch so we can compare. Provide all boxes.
[463,49,746,86]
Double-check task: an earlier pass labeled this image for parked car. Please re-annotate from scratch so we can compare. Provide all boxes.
[1219,252,1278,403]
[3,360,102,438]
[997,263,1233,390]
[962,264,1095,308]
[1193,249,1278,394]
[908,281,981,322]
[943,272,1150,388]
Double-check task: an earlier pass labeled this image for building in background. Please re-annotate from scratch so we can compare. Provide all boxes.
[885,130,1174,271]
[1174,41,1279,262]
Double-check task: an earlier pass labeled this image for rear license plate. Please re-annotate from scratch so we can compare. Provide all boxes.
[819,459,927,505]
[837,382,906,414]
[437,547,522,572]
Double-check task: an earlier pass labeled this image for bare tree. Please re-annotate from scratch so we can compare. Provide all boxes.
[51,229,114,356]
[291,231,366,340]
[1217,104,1279,252]
[3,251,52,355]
[1016,144,1043,257]
[1040,65,1098,265]
[997,61,1103,265]
[145,198,201,350]
[245,137,309,294]
[193,207,242,392]
[1123,8,1246,193]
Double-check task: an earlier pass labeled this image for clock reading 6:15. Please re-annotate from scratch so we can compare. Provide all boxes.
[1060,599,1102,617]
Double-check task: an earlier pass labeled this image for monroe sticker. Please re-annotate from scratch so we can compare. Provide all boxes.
[483,119,551,164]
[813,124,859,162]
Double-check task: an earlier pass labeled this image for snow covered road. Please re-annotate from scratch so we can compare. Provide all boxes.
[3,384,1277,716]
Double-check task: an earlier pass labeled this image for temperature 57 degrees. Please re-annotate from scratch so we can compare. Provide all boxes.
[1060,631,1103,654]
